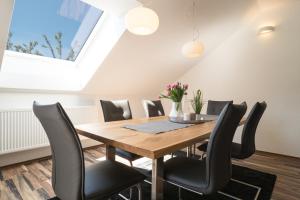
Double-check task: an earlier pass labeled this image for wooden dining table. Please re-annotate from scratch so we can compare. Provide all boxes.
[75,116,245,200]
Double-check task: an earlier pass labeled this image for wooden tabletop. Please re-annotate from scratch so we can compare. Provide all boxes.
[76,116,246,159]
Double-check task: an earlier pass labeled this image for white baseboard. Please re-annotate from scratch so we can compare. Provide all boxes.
[0,138,101,167]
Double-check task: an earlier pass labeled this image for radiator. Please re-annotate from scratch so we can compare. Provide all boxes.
[0,106,98,154]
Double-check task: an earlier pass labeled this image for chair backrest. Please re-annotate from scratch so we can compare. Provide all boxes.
[33,102,84,200]
[207,100,233,115]
[240,101,267,158]
[100,100,132,122]
[205,102,247,194]
[142,100,165,117]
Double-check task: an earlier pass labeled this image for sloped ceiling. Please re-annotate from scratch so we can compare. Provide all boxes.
[83,0,257,96]
[0,0,14,69]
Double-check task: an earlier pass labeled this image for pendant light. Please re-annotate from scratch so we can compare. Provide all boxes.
[182,0,204,58]
[182,40,204,58]
[125,3,159,36]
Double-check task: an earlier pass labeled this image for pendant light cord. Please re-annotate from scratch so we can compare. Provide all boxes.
[141,0,153,7]
[193,0,200,42]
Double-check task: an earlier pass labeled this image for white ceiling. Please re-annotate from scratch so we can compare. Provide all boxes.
[0,0,263,94]
[83,0,258,95]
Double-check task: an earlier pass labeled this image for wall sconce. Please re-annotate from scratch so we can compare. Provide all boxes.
[258,26,275,35]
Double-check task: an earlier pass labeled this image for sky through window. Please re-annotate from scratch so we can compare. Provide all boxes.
[6,0,103,61]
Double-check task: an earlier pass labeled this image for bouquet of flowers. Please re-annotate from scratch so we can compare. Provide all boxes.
[159,82,188,103]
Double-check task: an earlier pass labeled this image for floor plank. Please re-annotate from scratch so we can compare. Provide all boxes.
[0,147,299,200]
[5,179,23,200]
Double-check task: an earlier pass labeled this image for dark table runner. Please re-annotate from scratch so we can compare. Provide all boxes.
[123,120,193,134]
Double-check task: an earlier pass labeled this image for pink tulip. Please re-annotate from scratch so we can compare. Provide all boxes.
[166,84,171,91]
[183,84,188,90]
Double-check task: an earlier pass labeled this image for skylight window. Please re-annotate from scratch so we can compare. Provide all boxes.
[6,0,103,61]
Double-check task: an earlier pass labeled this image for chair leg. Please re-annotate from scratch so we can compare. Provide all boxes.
[118,186,135,200]
[118,193,129,200]
[137,183,143,200]
[129,160,133,167]
[193,144,196,157]
[129,188,133,199]
[186,146,191,157]
[116,183,142,200]
[178,187,183,200]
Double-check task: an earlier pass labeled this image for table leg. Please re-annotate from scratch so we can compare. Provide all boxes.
[186,146,192,157]
[152,157,164,200]
[106,145,115,161]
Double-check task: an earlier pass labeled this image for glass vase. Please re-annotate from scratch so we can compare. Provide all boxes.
[169,102,183,118]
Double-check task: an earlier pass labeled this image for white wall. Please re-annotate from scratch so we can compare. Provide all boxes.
[0,91,100,125]
[179,1,300,158]
[0,92,94,109]
[0,91,154,122]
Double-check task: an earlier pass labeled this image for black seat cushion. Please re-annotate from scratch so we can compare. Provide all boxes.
[116,148,142,161]
[164,157,207,191]
[231,143,242,159]
[85,160,146,200]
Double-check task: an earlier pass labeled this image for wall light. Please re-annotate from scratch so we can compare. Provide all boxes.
[258,26,275,35]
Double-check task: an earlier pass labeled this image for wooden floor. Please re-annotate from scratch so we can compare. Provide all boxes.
[0,146,299,200]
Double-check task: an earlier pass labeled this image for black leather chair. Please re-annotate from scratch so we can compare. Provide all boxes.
[100,99,133,122]
[142,100,165,117]
[191,100,233,156]
[100,100,141,166]
[207,100,233,115]
[33,102,145,200]
[164,102,247,197]
[198,102,267,160]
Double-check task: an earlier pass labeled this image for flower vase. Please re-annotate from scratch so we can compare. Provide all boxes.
[195,114,202,120]
[169,102,183,118]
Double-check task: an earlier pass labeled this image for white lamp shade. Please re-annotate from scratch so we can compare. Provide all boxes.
[182,41,204,58]
[125,7,159,35]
